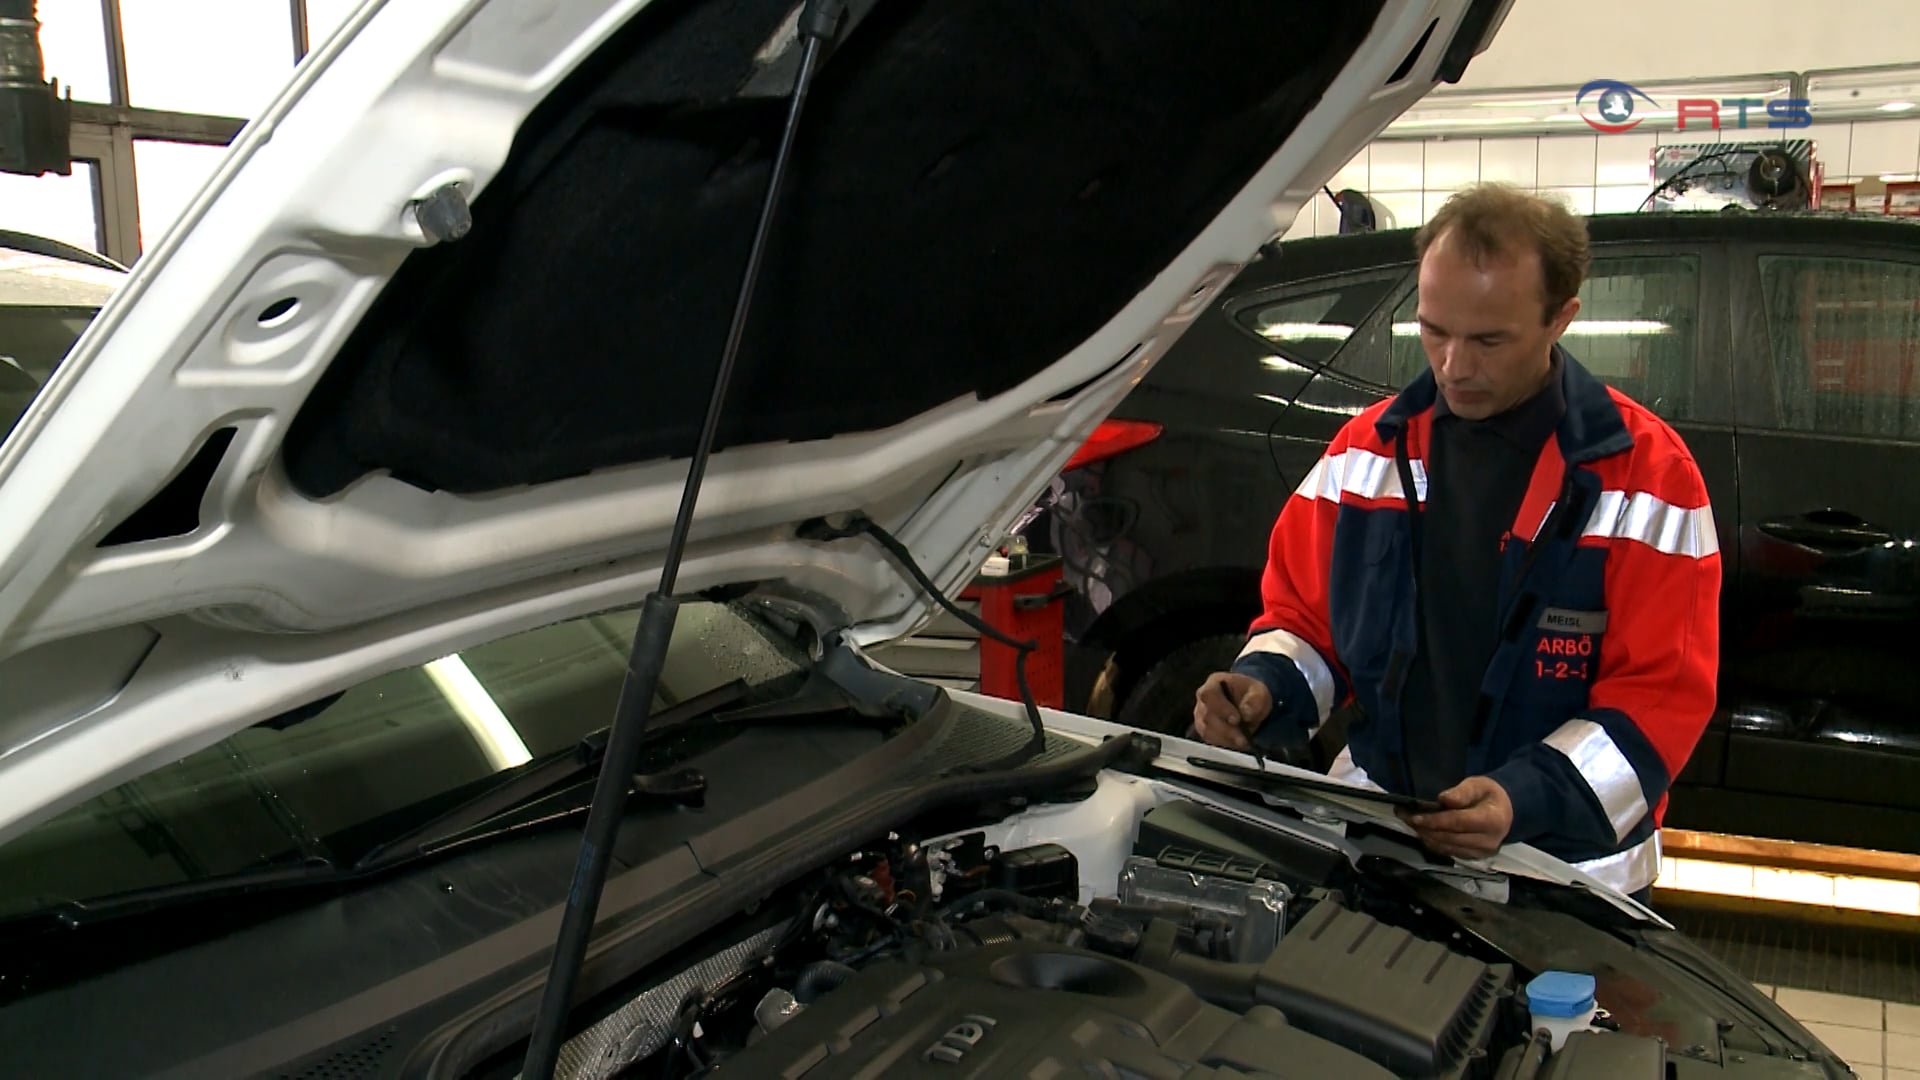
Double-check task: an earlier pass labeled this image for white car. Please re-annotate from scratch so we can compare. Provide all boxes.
[0,2,1853,1078]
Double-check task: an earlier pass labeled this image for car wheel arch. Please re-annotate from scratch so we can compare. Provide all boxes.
[1075,565,1263,712]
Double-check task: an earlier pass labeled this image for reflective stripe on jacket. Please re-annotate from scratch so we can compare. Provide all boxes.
[1231,350,1720,894]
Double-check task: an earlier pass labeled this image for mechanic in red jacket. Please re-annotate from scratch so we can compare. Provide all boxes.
[1193,184,1719,900]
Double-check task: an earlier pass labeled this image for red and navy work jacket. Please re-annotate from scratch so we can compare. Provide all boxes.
[1231,352,1720,893]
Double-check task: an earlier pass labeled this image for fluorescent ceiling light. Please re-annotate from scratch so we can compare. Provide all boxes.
[1259,320,1676,344]
[1565,320,1674,336]
[1806,64,1920,120]
[1471,97,1567,109]
[1258,323,1355,341]
[423,654,533,771]
[1391,320,1672,337]
[1385,74,1797,138]
[1259,392,1364,417]
[1387,115,1545,129]
[1257,353,1313,375]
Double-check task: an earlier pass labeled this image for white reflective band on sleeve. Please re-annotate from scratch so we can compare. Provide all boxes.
[1581,489,1718,558]
[1572,832,1661,895]
[1544,719,1649,843]
[1327,746,1385,791]
[1237,628,1336,726]
[1295,449,1428,505]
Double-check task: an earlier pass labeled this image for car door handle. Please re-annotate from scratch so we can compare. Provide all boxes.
[1758,511,1893,551]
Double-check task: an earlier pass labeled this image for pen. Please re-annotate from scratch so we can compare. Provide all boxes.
[1219,678,1267,772]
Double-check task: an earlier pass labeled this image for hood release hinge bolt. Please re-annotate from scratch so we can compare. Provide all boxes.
[412,183,472,244]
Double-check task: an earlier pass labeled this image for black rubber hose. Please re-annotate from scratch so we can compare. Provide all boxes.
[1157,952,1260,1011]
[1127,915,1259,1009]
[1493,1028,1551,1080]
[935,888,1047,921]
[793,960,857,1004]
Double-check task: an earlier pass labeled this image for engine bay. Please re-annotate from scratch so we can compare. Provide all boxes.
[715,883,1517,1079]
[561,773,1833,1080]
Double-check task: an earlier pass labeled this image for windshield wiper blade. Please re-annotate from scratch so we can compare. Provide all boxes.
[15,687,751,932]
[21,856,343,930]
[354,680,748,871]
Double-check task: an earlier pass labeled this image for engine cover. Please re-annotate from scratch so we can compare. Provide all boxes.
[715,938,1397,1078]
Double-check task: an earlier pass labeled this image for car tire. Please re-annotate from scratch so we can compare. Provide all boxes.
[1114,634,1316,769]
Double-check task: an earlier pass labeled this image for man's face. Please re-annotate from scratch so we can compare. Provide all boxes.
[1414,228,1579,420]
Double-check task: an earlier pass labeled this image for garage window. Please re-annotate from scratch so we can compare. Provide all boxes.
[1388,255,1702,420]
[1757,255,1920,441]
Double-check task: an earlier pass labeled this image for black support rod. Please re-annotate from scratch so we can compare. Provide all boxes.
[518,5,843,1076]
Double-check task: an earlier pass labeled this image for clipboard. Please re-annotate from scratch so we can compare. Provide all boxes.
[1184,756,1445,814]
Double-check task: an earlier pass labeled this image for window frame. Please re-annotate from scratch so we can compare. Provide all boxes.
[1221,265,1412,384]
[7,1,309,264]
[1367,239,1731,425]
[1731,240,1920,443]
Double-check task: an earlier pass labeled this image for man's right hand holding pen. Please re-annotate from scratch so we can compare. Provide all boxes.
[1193,672,1275,767]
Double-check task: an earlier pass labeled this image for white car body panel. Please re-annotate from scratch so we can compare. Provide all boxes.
[947,688,1673,927]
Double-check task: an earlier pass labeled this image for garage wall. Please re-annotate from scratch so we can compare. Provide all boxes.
[1278,0,1920,241]
[1284,117,1920,239]
[10,1,1919,258]
[1455,0,1920,90]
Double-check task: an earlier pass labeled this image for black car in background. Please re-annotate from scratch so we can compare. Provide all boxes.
[1021,211,1920,856]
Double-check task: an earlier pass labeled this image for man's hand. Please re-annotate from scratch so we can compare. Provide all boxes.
[1400,776,1514,860]
[1193,672,1273,751]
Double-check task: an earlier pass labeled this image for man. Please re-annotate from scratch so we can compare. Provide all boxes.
[1193,183,1719,901]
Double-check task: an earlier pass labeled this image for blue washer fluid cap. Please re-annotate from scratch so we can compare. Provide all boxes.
[1526,970,1597,1018]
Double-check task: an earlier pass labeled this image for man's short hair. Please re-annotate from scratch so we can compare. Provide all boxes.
[1415,183,1591,323]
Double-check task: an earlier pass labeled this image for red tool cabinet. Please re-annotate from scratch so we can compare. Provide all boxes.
[958,555,1067,709]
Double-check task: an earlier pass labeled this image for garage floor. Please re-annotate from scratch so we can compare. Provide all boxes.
[1763,985,1915,1078]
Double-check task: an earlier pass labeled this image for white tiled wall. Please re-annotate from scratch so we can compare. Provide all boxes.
[1763,986,1920,1079]
[1451,0,1920,92]
[1287,118,1920,240]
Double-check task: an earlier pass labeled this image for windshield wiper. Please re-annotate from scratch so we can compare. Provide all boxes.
[15,856,345,931]
[354,680,750,871]
[11,684,752,932]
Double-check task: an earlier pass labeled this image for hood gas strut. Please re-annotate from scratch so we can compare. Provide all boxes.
[519,2,847,1074]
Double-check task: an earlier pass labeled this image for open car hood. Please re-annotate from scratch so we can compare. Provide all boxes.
[0,0,1511,843]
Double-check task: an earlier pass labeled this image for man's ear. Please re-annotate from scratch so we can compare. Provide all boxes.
[1546,295,1581,343]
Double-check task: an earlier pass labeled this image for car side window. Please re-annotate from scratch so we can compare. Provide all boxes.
[1,304,100,444]
[1756,255,1920,440]
[1231,271,1402,374]
[1387,256,1703,420]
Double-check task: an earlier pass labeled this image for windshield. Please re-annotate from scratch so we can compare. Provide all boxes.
[0,600,807,920]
